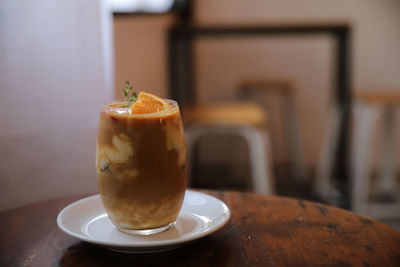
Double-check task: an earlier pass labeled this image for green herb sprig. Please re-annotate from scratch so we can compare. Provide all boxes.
[123,81,138,107]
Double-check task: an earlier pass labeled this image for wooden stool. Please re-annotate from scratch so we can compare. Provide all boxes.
[239,79,306,182]
[183,102,275,195]
[351,91,400,218]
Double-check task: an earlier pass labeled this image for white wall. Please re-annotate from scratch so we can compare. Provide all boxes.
[0,0,114,210]
[113,15,175,99]
[195,0,400,89]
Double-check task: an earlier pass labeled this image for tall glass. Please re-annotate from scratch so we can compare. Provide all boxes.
[96,100,187,235]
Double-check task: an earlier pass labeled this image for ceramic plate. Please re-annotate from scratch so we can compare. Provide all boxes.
[57,190,231,253]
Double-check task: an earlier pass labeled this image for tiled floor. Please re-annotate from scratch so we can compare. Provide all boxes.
[191,163,400,231]
[379,218,400,231]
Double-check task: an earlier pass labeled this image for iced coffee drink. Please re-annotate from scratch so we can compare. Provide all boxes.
[96,90,187,235]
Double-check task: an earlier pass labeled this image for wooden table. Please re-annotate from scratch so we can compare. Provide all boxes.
[1,191,399,266]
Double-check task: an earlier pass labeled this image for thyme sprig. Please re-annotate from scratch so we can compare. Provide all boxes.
[123,81,137,107]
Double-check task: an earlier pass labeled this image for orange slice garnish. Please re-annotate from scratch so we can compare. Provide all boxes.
[131,91,171,114]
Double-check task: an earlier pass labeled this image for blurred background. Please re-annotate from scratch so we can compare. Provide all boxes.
[1,0,399,227]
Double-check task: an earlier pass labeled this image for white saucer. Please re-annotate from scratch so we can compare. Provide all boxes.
[57,190,231,253]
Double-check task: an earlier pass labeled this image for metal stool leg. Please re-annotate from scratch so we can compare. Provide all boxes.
[284,92,307,182]
[377,106,398,197]
[185,126,206,187]
[238,126,274,194]
[314,103,343,204]
[351,103,380,214]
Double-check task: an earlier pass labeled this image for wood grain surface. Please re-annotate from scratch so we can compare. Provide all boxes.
[1,190,399,266]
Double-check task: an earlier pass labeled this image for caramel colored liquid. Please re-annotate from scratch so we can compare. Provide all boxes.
[96,102,187,230]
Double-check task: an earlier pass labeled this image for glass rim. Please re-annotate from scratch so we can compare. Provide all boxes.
[102,99,178,111]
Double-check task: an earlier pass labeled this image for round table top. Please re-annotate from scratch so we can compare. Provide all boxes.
[1,190,399,266]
